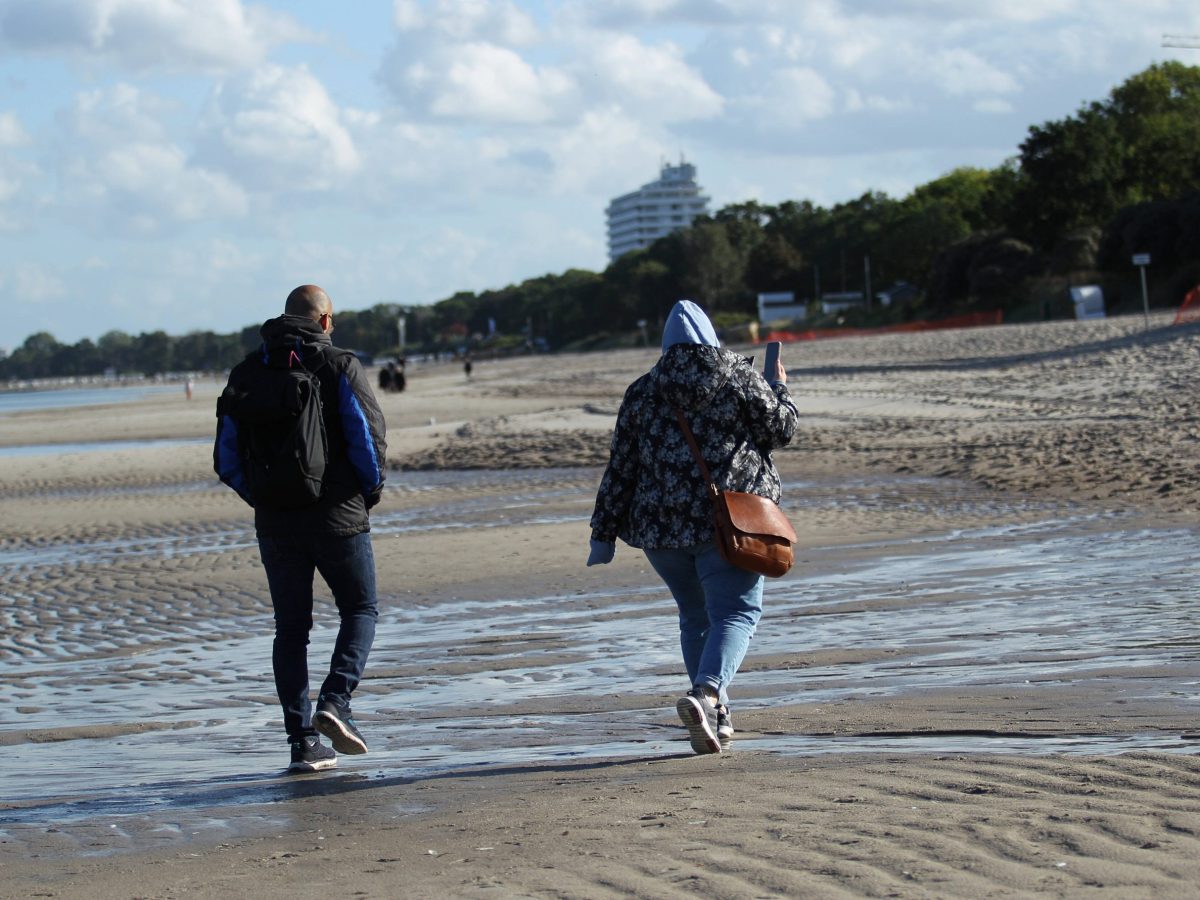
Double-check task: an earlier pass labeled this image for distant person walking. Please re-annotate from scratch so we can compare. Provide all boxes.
[215,285,387,773]
[588,300,797,754]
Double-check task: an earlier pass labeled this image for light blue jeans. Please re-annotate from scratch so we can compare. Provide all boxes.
[644,542,764,706]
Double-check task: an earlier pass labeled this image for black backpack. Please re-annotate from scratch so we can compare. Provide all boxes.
[219,348,330,510]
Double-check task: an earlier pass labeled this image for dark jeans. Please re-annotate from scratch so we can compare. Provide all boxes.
[258,530,378,740]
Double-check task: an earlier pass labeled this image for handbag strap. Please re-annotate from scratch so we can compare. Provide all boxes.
[673,407,718,491]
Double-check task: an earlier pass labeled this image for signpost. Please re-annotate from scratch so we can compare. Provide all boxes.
[1132,253,1151,328]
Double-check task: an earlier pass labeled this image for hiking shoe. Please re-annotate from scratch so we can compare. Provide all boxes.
[676,689,722,755]
[314,699,368,755]
[288,735,337,773]
[716,704,734,740]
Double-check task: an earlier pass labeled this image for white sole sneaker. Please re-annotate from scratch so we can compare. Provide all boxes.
[314,708,368,755]
[676,694,722,755]
[287,755,338,773]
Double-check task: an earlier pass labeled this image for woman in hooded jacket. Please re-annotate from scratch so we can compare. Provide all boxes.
[588,299,798,754]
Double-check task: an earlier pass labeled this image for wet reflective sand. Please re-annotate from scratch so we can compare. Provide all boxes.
[4,320,1200,897]
[2,469,1196,858]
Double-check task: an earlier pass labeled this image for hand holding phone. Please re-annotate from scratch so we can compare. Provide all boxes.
[762,341,784,384]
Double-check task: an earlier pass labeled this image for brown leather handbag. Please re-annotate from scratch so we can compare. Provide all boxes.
[674,408,797,577]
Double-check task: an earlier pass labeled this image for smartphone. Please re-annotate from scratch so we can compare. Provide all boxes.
[762,341,782,379]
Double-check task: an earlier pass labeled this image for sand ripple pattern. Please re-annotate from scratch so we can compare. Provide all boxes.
[424,752,1200,899]
[0,470,1070,664]
[4,317,1200,898]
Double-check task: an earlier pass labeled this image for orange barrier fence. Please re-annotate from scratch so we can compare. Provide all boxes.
[762,309,1004,343]
[1174,285,1200,325]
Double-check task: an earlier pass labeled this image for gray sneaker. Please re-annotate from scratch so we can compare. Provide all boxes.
[314,699,368,755]
[716,704,734,740]
[675,689,722,755]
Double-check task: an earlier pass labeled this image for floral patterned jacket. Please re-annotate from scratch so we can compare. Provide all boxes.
[590,343,798,549]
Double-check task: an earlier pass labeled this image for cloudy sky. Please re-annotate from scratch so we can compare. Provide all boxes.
[0,0,1197,349]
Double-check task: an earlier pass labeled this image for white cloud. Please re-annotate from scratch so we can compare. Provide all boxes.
[822,28,886,70]
[0,0,308,72]
[380,13,722,128]
[0,113,37,231]
[974,98,1015,114]
[0,112,29,146]
[98,143,246,222]
[380,37,574,124]
[844,89,913,114]
[197,64,360,193]
[393,0,538,45]
[5,0,1200,347]
[562,0,743,29]
[53,84,247,234]
[547,106,670,196]
[77,145,246,235]
[0,172,21,205]
[434,42,573,123]
[856,0,1079,25]
[67,236,280,332]
[759,67,836,120]
[69,83,174,145]
[709,63,837,143]
[580,34,724,122]
[352,116,457,194]
[927,48,1020,96]
[0,262,66,303]
[370,19,719,210]
[343,112,527,217]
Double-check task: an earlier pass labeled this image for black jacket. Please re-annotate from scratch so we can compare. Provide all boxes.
[215,314,387,537]
[590,343,797,549]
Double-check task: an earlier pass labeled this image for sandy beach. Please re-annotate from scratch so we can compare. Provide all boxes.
[2,312,1199,899]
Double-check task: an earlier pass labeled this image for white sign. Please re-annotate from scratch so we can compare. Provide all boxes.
[756,291,806,324]
[1132,253,1151,266]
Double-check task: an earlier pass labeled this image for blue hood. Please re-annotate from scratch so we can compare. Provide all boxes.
[661,299,719,351]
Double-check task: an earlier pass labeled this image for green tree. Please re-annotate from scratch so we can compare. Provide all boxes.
[1008,62,1200,250]
[6,332,63,378]
[97,330,135,373]
[1011,104,1128,248]
[135,330,173,376]
[877,169,999,287]
[1108,62,1200,203]
[745,233,806,294]
[62,338,102,376]
[601,249,675,330]
[656,219,751,313]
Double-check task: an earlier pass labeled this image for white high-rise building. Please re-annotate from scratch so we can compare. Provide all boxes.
[606,159,710,262]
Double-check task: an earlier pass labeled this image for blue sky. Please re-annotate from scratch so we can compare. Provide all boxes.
[0,0,1197,349]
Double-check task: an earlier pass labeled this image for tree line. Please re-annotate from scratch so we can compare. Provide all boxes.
[4,62,1198,380]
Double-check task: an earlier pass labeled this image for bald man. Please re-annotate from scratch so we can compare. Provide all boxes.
[216,284,387,772]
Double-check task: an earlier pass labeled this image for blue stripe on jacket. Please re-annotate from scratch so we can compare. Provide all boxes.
[215,414,252,503]
[338,373,382,493]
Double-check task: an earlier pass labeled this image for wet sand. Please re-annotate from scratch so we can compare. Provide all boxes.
[2,313,1200,899]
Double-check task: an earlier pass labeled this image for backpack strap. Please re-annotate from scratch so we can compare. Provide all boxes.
[259,340,333,374]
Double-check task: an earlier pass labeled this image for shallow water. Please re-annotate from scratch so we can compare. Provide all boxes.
[1,471,1197,855]
[0,384,178,414]
[0,437,208,457]
[0,469,1061,572]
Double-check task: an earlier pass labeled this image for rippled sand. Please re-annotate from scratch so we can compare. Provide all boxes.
[2,313,1200,899]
